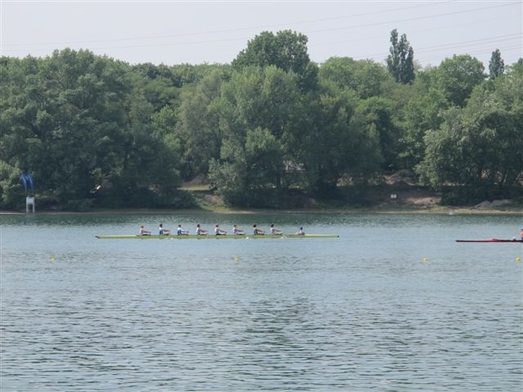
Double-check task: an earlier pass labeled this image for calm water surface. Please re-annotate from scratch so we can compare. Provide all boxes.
[1,213,522,391]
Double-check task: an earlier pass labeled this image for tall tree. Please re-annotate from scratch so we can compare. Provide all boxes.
[207,66,305,205]
[232,30,318,92]
[386,29,415,84]
[232,30,309,74]
[356,97,400,171]
[434,55,485,107]
[400,86,447,169]
[0,50,134,202]
[488,49,505,80]
[175,69,230,178]
[0,49,183,208]
[294,82,382,195]
[417,69,523,198]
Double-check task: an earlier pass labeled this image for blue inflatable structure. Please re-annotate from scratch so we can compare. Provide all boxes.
[20,173,35,194]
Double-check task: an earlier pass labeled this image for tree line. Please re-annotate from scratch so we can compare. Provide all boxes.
[1,30,522,211]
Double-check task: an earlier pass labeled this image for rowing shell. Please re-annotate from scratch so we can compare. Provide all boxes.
[96,234,339,240]
[456,238,523,243]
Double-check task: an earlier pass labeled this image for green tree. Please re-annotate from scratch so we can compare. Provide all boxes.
[0,50,134,203]
[116,84,181,200]
[295,82,382,195]
[386,29,415,84]
[0,49,183,209]
[131,63,181,112]
[175,69,230,178]
[233,30,309,74]
[433,55,485,107]
[418,68,523,199]
[232,30,318,92]
[209,127,285,206]
[208,66,305,205]
[398,69,448,169]
[488,49,505,80]
[356,97,400,171]
[319,57,392,99]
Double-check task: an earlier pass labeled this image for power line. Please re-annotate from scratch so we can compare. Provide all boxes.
[3,1,518,50]
[2,1,520,66]
[3,1,455,48]
[300,2,518,36]
[350,36,522,65]
[315,13,520,49]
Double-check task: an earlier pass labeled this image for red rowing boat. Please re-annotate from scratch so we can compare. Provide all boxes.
[456,238,523,243]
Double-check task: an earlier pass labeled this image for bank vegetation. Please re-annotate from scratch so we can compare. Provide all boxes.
[1,30,522,212]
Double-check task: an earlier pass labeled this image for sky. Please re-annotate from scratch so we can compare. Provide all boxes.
[1,0,522,69]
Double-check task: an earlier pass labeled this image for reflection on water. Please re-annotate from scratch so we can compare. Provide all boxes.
[1,213,522,390]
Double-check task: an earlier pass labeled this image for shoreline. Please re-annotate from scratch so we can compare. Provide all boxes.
[1,205,522,216]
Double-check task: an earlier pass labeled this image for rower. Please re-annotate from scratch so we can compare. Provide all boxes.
[177,224,189,235]
[140,225,151,236]
[214,224,227,235]
[253,224,265,235]
[270,224,283,235]
[196,224,208,235]
[233,224,245,235]
[158,223,170,235]
[295,226,305,235]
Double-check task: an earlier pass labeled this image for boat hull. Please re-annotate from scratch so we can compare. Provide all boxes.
[96,234,339,240]
[456,239,523,243]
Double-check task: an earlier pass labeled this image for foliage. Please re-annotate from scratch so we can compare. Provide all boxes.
[386,29,415,84]
[398,72,448,169]
[0,50,181,209]
[319,57,392,99]
[488,49,505,80]
[1,33,521,211]
[295,82,382,196]
[232,30,317,92]
[432,55,486,107]
[175,69,231,179]
[0,160,23,209]
[417,67,523,198]
[232,30,310,74]
[207,66,303,205]
[355,97,400,170]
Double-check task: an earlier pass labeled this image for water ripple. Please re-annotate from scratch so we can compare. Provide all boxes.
[1,214,522,390]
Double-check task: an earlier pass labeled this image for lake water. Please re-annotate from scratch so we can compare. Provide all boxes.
[1,212,522,391]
